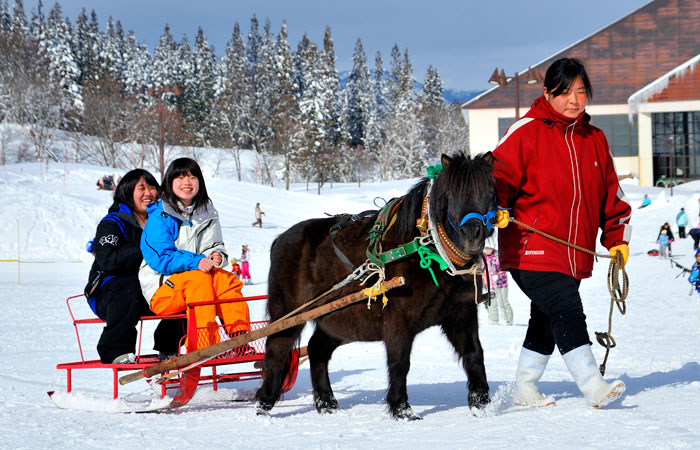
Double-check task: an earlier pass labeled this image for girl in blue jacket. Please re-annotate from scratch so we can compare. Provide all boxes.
[140,158,250,349]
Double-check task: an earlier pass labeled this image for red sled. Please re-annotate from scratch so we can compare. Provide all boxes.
[647,249,660,256]
[50,294,300,412]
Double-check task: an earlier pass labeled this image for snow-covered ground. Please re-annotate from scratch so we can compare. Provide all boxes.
[1,161,700,449]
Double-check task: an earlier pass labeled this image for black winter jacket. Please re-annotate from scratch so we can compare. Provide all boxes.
[85,203,144,301]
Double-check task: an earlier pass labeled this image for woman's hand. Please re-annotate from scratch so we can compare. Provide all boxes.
[210,252,223,266]
[198,257,215,272]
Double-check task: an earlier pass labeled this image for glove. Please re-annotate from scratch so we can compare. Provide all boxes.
[495,209,510,229]
[609,244,629,266]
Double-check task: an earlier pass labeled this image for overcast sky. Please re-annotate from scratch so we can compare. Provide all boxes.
[49,0,652,92]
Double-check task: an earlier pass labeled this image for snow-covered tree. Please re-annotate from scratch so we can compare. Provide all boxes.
[382,48,426,178]
[151,24,178,90]
[191,26,218,144]
[421,65,445,160]
[218,21,249,180]
[27,0,43,41]
[98,17,123,81]
[122,29,150,95]
[42,2,82,114]
[269,21,300,189]
[0,0,11,32]
[10,0,27,36]
[319,25,349,183]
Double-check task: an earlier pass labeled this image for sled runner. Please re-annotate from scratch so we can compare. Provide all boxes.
[50,294,300,412]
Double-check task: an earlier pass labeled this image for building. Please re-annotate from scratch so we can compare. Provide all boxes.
[462,0,700,186]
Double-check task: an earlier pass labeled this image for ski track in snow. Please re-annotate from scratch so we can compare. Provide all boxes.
[1,162,700,448]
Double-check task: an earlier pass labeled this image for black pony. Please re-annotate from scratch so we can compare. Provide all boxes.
[255,153,496,420]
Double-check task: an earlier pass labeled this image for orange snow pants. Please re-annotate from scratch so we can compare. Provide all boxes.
[150,268,250,348]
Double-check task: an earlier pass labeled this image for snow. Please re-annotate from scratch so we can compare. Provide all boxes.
[2,161,700,448]
[628,53,700,119]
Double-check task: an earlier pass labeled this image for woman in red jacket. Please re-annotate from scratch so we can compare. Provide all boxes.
[492,58,631,408]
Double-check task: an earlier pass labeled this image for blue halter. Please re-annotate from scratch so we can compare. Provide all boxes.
[450,210,498,232]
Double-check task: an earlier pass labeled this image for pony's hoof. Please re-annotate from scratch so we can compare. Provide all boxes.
[255,400,274,416]
[391,404,422,421]
[314,395,339,414]
[468,391,490,409]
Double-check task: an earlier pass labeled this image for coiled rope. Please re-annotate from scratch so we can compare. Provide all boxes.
[510,218,629,375]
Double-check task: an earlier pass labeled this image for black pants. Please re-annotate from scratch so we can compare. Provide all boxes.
[95,277,185,363]
[690,230,700,249]
[510,269,591,356]
[678,226,686,239]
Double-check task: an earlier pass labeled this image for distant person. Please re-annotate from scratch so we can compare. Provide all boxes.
[481,238,512,325]
[639,194,651,209]
[140,158,251,349]
[657,229,670,259]
[658,222,675,257]
[240,244,252,285]
[492,58,630,408]
[676,207,688,238]
[252,203,265,228]
[690,216,700,250]
[687,249,700,331]
[85,169,184,364]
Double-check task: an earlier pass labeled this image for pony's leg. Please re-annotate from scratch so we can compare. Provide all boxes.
[384,334,421,420]
[441,310,490,408]
[308,327,342,414]
[254,325,303,414]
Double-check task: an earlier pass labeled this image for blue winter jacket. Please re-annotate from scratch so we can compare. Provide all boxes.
[139,200,227,302]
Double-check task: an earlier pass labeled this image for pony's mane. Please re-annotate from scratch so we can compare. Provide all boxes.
[392,153,494,237]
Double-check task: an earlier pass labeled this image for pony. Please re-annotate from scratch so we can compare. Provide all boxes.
[255,152,496,420]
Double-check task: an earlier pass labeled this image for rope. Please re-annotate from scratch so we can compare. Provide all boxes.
[510,217,629,375]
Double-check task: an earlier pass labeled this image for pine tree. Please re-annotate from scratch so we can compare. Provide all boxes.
[121,30,150,95]
[191,26,218,144]
[152,24,178,90]
[269,21,300,189]
[218,21,249,180]
[385,48,426,178]
[27,0,43,41]
[99,17,122,81]
[345,38,370,149]
[319,25,348,183]
[42,2,82,113]
[173,33,194,133]
[10,0,28,37]
[0,0,11,32]
[297,42,327,193]
[421,65,445,160]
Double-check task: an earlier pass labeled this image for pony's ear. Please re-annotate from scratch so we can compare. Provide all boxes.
[441,154,452,169]
[482,151,494,167]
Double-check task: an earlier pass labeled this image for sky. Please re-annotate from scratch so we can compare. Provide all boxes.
[45,0,654,92]
[2,131,700,446]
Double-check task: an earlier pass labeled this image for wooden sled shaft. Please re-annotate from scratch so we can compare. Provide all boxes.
[119,276,405,385]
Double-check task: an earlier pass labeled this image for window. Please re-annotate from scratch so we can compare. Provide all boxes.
[652,111,700,181]
[590,114,638,156]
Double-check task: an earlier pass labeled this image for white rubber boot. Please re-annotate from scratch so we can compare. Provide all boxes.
[514,348,555,407]
[562,345,626,408]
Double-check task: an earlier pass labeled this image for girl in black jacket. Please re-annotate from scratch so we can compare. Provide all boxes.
[86,169,184,363]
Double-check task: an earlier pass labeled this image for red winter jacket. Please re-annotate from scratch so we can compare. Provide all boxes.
[493,96,632,279]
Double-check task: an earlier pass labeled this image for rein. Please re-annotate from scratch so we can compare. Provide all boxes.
[509,217,629,375]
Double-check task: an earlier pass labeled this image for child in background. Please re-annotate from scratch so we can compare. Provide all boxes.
[482,237,513,325]
[140,158,251,348]
[240,244,252,285]
[231,259,241,277]
[657,229,670,259]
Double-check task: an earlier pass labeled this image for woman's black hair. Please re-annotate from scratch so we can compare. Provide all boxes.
[113,169,159,212]
[544,57,594,99]
[161,157,211,212]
